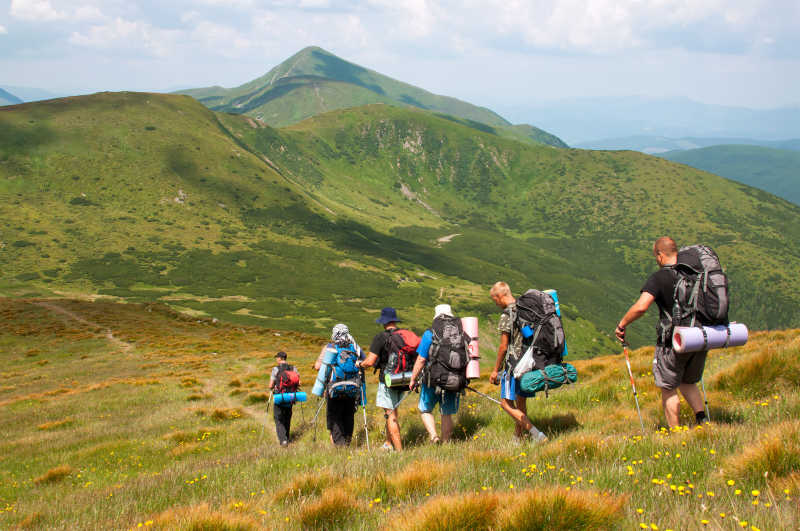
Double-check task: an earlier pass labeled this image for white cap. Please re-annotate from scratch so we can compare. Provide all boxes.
[434,304,453,318]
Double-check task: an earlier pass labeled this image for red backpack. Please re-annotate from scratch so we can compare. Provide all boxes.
[274,364,300,393]
[382,328,421,376]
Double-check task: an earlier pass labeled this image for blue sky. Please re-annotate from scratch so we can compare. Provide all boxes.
[1,0,798,110]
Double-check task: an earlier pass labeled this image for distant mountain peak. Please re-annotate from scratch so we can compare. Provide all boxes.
[175,46,567,147]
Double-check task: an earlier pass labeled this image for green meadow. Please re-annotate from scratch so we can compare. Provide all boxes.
[1,298,798,530]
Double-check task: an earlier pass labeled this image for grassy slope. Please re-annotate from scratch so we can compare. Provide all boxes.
[178,47,568,148]
[2,93,800,354]
[229,104,800,336]
[1,298,798,530]
[661,145,800,205]
[0,92,610,355]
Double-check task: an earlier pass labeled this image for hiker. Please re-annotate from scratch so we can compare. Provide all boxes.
[269,351,300,447]
[615,236,708,428]
[409,304,468,443]
[357,307,420,451]
[488,282,548,442]
[314,324,365,447]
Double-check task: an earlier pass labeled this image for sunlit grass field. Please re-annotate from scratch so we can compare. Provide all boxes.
[1,298,798,530]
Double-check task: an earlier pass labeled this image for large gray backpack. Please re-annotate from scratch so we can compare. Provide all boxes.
[426,315,470,392]
[515,289,565,369]
[671,244,730,328]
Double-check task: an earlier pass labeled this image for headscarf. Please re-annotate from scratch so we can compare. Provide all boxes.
[331,323,357,347]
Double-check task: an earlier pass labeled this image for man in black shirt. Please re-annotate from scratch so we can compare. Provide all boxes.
[615,237,707,428]
[357,307,412,451]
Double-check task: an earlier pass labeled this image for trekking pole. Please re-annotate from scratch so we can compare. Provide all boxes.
[622,342,646,436]
[311,396,325,443]
[266,391,273,415]
[700,377,710,422]
[360,372,371,451]
[466,386,503,406]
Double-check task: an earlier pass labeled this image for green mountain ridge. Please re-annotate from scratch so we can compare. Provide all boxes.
[2,92,799,356]
[176,46,567,148]
[659,144,800,206]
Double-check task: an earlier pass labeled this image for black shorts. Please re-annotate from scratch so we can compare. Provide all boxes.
[653,345,707,390]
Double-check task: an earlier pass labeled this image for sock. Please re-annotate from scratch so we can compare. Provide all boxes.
[695,411,707,424]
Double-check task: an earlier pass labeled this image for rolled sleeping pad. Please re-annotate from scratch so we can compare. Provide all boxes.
[544,289,568,358]
[461,316,480,379]
[273,391,307,405]
[312,346,338,397]
[672,323,748,354]
[385,371,413,388]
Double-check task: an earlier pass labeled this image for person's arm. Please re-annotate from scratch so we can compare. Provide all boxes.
[314,345,328,371]
[268,367,276,390]
[409,356,426,390]
[358,333,384,369]
[615,292,655,342]
[358,352,379,368]
[489,332,509,385]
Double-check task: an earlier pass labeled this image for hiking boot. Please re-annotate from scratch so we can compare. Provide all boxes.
[381,442,394,452]
[280,440,289,448]
[431,436,441,445]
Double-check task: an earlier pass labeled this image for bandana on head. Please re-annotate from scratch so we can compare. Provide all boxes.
[331,323,352,346]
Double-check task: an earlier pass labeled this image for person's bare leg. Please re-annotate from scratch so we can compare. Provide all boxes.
[516,396,545,438]
[501,398,532,434]
[421,412,438,441]
[661,388,681,428]
[386,408,402,450]
[678,383,705,414]
[441,414,454,442]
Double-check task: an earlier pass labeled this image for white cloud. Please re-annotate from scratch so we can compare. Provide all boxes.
[69,17,179,58]
[190,20,253,56]
[10,0,66,21]
[0,24,7,34]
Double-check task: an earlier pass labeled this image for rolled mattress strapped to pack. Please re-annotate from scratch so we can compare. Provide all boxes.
[672,323,748,354]
[461,316,480,379]
[312,347,338,397]
[519,363,577,396]
[273,391,307,405]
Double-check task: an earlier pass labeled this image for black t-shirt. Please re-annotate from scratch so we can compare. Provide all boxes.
[642,267,678,344]
[641,267,677,314]
[369,328,395,364]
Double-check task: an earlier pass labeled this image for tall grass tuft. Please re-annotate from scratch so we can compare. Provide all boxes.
[33,465,73,484]
[496,488,627,530]
[394,492,499,531]
[297,488,363,530]
[151,503,257,531]
[383,459,455,498]
[273,471,336,501]
[210,408,245,421]
[712,334,800,396]
[724,420,800,482]
[37,418,73,430]
[245,392,269,404]
[540,433,611,461]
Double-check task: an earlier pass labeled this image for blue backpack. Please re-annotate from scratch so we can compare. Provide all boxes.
[328,344,361,399]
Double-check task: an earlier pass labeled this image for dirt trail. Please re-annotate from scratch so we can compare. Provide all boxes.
[33,301,135,353]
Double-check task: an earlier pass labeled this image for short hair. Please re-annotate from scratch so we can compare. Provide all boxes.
[490,281,511,297]
[654,237,677,256]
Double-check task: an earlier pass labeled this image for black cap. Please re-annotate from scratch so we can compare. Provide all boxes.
[275,351,287,360]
